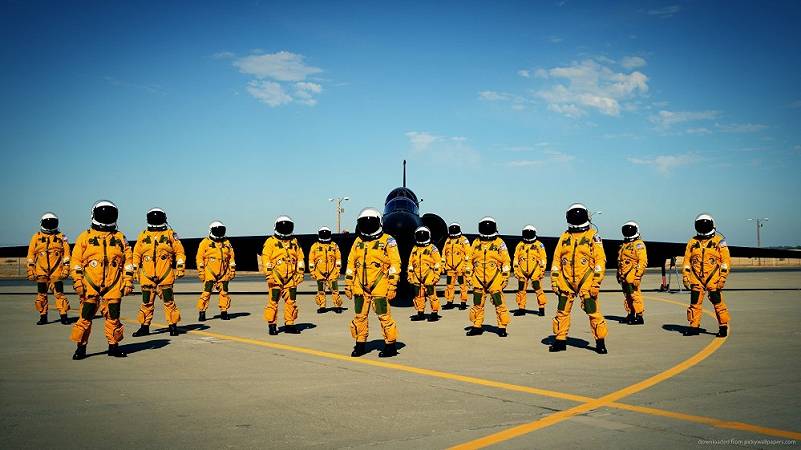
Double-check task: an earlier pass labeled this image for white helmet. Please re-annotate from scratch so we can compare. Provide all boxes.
[478,216,498,239]
[91,200,118,231]
[414,226,431,245]
[209,221,226,239]
[522,224,537,242]
[621,221,640,241]
[566,203,590,230]
[694,213,715,237]
[274,215,294,239]
[146,208,168,231]
[318,226,332,242]
[448,222,462,237]
[357,207,382,239]
[40,212,59,233]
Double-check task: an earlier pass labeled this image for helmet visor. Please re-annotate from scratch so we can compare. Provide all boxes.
[622,224,638,238]
[415,229,431,244]
[94,205,118,226]
[318,229,332,240]
[478,220,497,236]
[357,216,381,236]
[695,219,714,235]
[210,225,226,239]
[566,207,589,226]
[522,229,536,241]
[448,224,461,236]
[147,210,167,227]
[41,217,59,231]
[275,220,294,236]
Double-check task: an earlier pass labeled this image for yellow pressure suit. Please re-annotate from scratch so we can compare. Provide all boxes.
[682,234,731,329]
[27,231,71,319]
[617,239,648,318]
[468,237,511,330]
[70,229,134,345]
[196,237,236,313]
[308,241,342,309]
[262,236,305,326]
[408,243,442,314]
[133,229,186,327]
[513,240,548,311]
[345,233,401,344]
[442,235,471,307]
[550,228,608,342]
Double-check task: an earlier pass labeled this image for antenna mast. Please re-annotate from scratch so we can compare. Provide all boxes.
[403,160,407,188]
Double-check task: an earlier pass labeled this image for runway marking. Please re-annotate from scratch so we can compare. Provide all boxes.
[447,293,794,448]
[130,294,801,445]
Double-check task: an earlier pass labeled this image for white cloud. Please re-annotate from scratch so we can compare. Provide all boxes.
[234,51,321,82]
[246,81,292,107]
[535,59,649,117]
[507,149,575,167]
[547,35,564,44]
[517,69,530,78]
[534,68,549,79]
[789,100,801,109]
[686,127,712,135]
[647,5,681,18]
[715,122,768,133]
[620,56,647,69]
[649,110,721,129]
[478,90,511,101]
[405,131,480,165]
[224,51,324,107]
[628,153,698,174]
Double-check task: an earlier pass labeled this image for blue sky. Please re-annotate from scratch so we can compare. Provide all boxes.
[1,0,799,247]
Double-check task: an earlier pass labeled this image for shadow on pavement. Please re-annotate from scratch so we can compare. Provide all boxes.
[662,324,715,336]
[540,335,591,350]
[364,339,406,354]
[605,314,629,323]
[278,323,317,334]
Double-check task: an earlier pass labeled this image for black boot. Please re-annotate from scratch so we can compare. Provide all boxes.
[716,325,728,338]
[466,327,483,336]
[169,324,179,336]
[458,303,467,310]
[60,314,69,325]
[284,324,300,334]
[132,325,150,337]
[538,307,545,317]
[411,311,426,321]
[107,343,127,358]
[624,312,635,325]
[317,307,326,314]
[442,302,455,310]
[220,311,229,320]
[549,339,567,352]
[36,314,47,325]
[72,344,87,360]
[351,342,367,357]
[378,342,398,358]
[268,324,278,335]
[513,309,525,316]
[427,312,440,322]
[198,311,206,322]
[595,339,608,354]
[683,327,700,336]
[634,314,645,325]
[497,328,508,337]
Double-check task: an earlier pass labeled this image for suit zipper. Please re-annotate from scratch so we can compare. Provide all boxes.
[102,237,108,290]
[45,236,52,274]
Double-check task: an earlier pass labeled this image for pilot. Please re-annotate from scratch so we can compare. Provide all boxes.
[196,221,236,322]
[408,226,442,322]
[513,225,548,316]
[131,208,186,338]
[442,223,471,310]
[262,216,305,335]
[27,212,72,325]
[549,204,608,354]
[309,227,342,314]
[617,221,647,325]
[69,201,134,359]
[682,214,731,337]
[344,207,401,358]
[466,217,512,337]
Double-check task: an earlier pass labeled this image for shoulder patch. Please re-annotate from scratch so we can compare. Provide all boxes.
[593,234,602,243]
[172,231,180,240]
[387,237,397,247]
[499,243,507,251]
[719,240,728,248]
[636,242,644,249]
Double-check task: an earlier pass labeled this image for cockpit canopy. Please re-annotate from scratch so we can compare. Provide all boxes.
[384,187,419,216]
[385,187,419,205]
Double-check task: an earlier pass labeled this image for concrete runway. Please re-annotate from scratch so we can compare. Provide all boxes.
[1,271,799,449]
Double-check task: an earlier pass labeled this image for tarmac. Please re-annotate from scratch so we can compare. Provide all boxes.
[1,270,799,449]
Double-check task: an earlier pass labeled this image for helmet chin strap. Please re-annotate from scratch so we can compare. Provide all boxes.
[360,226,382,240]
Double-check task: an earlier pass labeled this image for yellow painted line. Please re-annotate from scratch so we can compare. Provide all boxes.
[126,293,800,444]
[448,292,731,449]
[450,335,726,449]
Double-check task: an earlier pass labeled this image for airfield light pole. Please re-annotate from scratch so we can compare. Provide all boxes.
[329,197,349,233]
[747,217,768,265]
